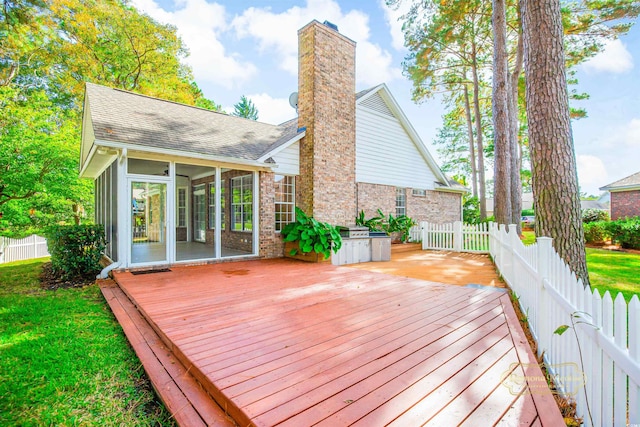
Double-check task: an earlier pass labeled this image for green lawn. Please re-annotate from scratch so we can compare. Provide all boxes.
[520,231,639,302]
[0,258,175,426]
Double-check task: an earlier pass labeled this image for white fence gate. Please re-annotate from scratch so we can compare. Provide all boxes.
[420,221,490,252]
[0,235,50,264]
[420,221,639,426]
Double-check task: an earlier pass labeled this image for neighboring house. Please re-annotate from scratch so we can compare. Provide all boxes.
[600,171,640,219]
[80,20,464,269]
[486,192,608,217]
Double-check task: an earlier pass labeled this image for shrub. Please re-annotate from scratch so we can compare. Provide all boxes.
[282,207,342,259]
[583,221,608,245]
[46,225,106,280]
[607,217,640,249]
[582,208,609,223]
[521,209,535,217]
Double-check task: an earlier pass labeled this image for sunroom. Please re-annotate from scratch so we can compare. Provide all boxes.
[81,83,302,269]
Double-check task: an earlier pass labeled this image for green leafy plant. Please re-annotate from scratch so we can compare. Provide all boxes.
[282,207,342,259]
[606,216,640,249]
[355,210,384,231]
[582,208,609,223]
[45,224,106,280]
[377,209,417,243]
[583,221,609,244]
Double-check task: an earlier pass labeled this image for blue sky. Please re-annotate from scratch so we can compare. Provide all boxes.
[131,0,639,196]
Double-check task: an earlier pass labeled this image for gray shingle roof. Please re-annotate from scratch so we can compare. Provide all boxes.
[85,83,297,161]
[600,171,640,191]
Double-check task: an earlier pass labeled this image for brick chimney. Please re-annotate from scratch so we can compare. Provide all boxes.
[296,20,357,226]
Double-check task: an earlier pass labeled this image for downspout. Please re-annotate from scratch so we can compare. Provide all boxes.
[97,260,121,279]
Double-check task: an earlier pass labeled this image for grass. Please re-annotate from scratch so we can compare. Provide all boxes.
[0,258,175,426]
[520,230,639,302]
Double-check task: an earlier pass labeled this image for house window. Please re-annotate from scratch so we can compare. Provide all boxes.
[208,182,215,229]
[396,187,406,216]
[412,188,426,197]
[231,175,252,231]
[275,175,295,231]
[177,187,187,227]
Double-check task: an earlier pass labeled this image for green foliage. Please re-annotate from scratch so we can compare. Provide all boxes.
[582,208,609,223]
[583,221,609,244]
[355,210,385,231]
[521,208,535,216]
[281,207,342,259]
[607,216,640,249]
[232,95,259,120]
[462,195,481,224]
[376,209,417,243]
[46,224,106,279]
[0,259,175,425]
[0,0,220,235]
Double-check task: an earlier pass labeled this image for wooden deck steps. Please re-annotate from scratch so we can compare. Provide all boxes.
[99,280,236,427]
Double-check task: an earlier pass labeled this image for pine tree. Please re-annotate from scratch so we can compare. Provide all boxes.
[232,95,259,120]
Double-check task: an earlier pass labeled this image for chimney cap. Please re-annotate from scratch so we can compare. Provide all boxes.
[323,20,338,31]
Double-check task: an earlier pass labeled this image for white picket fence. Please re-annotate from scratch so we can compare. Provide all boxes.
[0,235,50,264]
[420,221,491,252]
[490,223,639,427]
[420,221,639,426]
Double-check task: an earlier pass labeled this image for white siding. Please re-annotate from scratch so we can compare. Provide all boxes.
[356,105,437,189]
[272,141,299,175]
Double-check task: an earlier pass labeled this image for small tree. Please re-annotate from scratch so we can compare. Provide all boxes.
[232,95,259,120]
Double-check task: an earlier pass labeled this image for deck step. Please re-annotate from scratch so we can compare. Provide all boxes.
[99,280,236,427]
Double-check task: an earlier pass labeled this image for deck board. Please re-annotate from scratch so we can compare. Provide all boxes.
[113,258,564,426]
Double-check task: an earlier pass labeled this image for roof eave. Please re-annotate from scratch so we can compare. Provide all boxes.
[94,139,275,170]
[257,130,306,163]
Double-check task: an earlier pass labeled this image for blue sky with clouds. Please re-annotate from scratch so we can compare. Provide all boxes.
[131,0,639,196]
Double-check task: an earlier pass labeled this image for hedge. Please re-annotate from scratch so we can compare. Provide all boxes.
[46,225,106,280]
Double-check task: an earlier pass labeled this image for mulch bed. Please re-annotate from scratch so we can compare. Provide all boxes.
[39,262,96,290]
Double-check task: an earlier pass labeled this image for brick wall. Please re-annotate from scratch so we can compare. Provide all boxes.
[297,20,357,226]
[259,171,285,258]
[408,190,462,224]
[356,182,462,224]
[611,190,640,219]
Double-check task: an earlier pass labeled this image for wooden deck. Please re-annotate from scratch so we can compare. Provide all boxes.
[112,258,564,426]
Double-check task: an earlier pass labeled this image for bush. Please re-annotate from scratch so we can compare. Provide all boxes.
[607,217,640,249]
[582,208,609,223]
[583,221,608,245]
[46,225,106,280]
[282,207,342,259]
[521,209,535,217]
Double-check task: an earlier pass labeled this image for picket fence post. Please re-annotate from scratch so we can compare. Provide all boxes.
[536,237,553,358]
[453,221,462,252]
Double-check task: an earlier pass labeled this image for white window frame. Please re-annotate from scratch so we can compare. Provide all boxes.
[231,175,253,232]
[396,187,406,217]
[177,187,187,227]
[208,182,215,229]
[275,175,295,232]
[412,188,426,197]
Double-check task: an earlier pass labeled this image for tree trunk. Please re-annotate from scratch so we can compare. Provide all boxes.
[509,1,524,234]
[492,0,512,226]
[471,42,487,220]
[521,0,589,286]
[463,82,478,199]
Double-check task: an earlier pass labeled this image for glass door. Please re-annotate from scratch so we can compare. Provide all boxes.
[131,181,167,264]
[193,184,206,242]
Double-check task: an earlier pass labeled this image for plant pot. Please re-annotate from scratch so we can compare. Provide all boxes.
[284,241,329,263]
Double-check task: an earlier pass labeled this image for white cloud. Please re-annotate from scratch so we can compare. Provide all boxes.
[582,39,633,74]
[231,0,401,86]
[130,0,257,89]
[379,0,407,51]
[577,154,608,194]
[246,93,295,125]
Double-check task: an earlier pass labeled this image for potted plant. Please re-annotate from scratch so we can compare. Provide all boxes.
[282,207,342,262]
